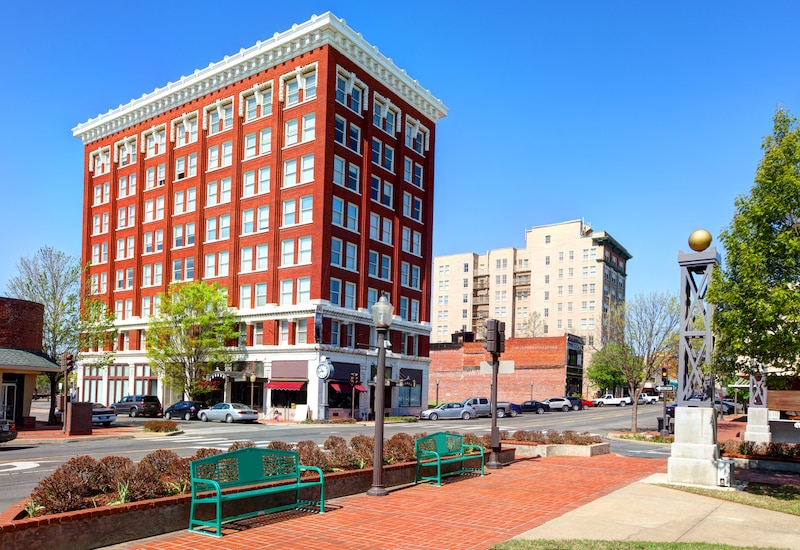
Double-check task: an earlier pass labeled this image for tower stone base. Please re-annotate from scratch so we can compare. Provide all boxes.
[668,406,719,486]
[744,406,772,444]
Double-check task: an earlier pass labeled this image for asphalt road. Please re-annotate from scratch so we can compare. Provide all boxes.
[0,402,670,513]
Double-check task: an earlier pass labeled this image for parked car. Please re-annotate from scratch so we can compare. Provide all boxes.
[111,395,163,417]
[164,400,209,420]
[638,394,660,405]
[594,394,633,407]
[721,397,745,413]
[199,402,258,423]
[419,401,478,420]
[519,400,550,414]
[0,418,17,443]
[91,403,117,427]
[565,396,593,411]
[542,397,573,412]
[460,397,517,418]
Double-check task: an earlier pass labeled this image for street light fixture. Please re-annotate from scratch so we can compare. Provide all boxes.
[250,374,257,411]
[436,378,440,406]
[368,294,393,497]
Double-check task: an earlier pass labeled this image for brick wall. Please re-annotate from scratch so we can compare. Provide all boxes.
[428,336,579,405]
[0,297,44,351]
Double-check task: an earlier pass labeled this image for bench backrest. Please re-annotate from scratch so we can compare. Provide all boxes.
[415,432,464,457]
[191,448,301,488]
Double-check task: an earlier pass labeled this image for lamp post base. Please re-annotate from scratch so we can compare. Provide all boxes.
[367,485,388,497]
[486,448,504,469]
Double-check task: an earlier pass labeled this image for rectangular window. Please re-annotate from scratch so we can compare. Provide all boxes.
[207,101,233,135]
[255,283,267,307]
[174,116,198,147]
[403,192,422,222]
[284,67,316,106]
[243,85,272,121]
[240,284,252,309]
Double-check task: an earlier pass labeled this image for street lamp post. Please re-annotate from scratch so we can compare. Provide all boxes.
[530,381,534,401]
[250,374,257,411]
[368,295,393,497]
[435,378,440,406]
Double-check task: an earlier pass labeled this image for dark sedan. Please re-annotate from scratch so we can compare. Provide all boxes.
[0,419,17,443]
[519,400,550,414]
[164,400,209,420]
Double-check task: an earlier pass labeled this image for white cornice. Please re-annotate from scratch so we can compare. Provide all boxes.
[72,12,447,144]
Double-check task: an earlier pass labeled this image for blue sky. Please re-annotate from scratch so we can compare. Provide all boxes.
[2,1,798,299]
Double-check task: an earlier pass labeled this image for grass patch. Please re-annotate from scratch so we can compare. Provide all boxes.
[664,482,800,516]
[615,433,674,444]
[493,540,780,549]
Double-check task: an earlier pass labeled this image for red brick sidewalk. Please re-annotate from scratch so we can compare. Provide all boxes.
[106,454,666,550]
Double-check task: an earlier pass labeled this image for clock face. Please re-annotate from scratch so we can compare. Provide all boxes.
[316,362,330,379]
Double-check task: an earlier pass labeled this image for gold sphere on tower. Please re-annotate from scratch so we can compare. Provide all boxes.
[688,229,712,252]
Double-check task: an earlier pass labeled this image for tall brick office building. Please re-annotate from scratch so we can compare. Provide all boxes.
[72,13,446,420]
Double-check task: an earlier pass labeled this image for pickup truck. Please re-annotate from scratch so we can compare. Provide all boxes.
[461,397,518,418]
[593,394,633,407]
[638,394,659,405]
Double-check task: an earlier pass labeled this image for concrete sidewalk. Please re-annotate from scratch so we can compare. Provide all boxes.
[517,473,800,549]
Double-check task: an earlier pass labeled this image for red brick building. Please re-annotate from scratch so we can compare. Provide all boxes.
[428,335,584,406]
[72,13,446,420]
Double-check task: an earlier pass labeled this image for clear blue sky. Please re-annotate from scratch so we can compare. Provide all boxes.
[2,1,798,299]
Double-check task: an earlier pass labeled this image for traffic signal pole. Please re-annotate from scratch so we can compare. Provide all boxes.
[484,319,505,469]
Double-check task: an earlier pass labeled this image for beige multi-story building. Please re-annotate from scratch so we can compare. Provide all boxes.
[432,219,631,394]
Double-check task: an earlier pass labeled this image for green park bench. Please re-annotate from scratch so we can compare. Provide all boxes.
[414,432,485,486]
[189,447,324,537]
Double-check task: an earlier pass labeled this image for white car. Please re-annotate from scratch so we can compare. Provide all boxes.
[199,403,259,423]
[542,397,573,412]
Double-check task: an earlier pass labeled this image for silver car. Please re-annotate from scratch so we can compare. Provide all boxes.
[542,397,573,412]
[419,402,478,420]
[199,403,259,423]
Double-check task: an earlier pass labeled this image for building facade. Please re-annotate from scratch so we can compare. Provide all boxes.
[432,219,631,395]
[72,13,446,420]
[428,335,584,406]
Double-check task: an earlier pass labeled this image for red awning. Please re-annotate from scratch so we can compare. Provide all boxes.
[265,381,306,390]
[329,383,367,393]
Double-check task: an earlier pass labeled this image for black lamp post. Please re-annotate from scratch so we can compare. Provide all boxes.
[530,381,534,401]
[368,295,393,497]
[435,378,440,406]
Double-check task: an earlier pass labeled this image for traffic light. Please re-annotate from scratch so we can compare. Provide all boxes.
[661,367,669,384]
[497,321,506,353]
[61,353,75,373]
[349,372,360,385]
[484,319,498,353]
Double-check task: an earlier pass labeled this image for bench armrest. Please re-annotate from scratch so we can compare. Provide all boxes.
[461,444,485,456]
[191,477,222,497]
[298,465,325,479]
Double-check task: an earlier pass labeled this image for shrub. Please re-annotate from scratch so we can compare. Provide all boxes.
[349,434,375,467]
[143,419,178,433]
[267,440,294,451]
[228,440,256,451]
[128,450,182,501]
[193,448,223,460]
[95,456,136,493]
[296,440,327,472]
[30,455,99,515]
[385,433,416,463]
[324,435,358,470]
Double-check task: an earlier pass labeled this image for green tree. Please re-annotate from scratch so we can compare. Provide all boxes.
[146,281,240,400]
[6,246,81,424]
[587,343,628,393]
[599,292,679,432]
[709,107,800,377]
